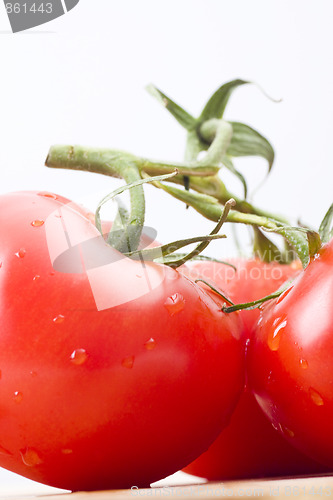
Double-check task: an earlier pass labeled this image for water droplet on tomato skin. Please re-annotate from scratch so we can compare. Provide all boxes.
[70,349,88,366]
[15,248,26,259]
[53,314,65,324]
[309,387,324,406]
[37,192,57,200]
[13,391,23,403]
[61,448,73,455]
[267,370,274,384]
[271,421,294,438]
[144,338,157,350]
[20,448,43,467]
[268,318,287,351]
[31,220,44,227]
[281,425,295,438]
[300,359,309,369]
[33,275,40,281]
[164,293,185,316]
[121,355,135,369]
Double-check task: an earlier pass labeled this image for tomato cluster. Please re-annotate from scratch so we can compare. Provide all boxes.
[1,190,333,491]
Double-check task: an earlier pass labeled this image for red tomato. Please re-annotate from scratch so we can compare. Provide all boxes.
[247,239,333,469]
[0,191,244,491]
[183,258,328,480]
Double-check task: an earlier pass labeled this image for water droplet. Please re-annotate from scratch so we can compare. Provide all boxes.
[20,448,43,467]
[31,220,44,227]
[267,370,274,384]
[0,370,2,379]
[121,355,135,369]
[15,248,26,259]
[276,286,294,304]
[61,448,73,455]
[49,271,55,276]
[37,192,57,200]
[144,338,157,350]
[53,314,65,324]
[70,349,88,366]
[0,262,2,268]
[309,387,324,406]
[33,275,40,281]
[0,445,12,456]
[164,293,185,316]
[30,371,37,377]
[281,425,295,438]
[13,391,23,403]
[268,318,287,351]
[300,359,308,369]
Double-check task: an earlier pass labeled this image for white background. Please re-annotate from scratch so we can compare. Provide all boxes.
[0,0,333,495]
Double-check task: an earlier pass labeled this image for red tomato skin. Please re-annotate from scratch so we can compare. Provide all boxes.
[247,240,333,469]
[183,259,328,480]
[183,259,302,341]
[0,192,244,491]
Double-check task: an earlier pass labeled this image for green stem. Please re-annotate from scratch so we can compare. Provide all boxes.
[198,120,232,166]
[46,145,145,253]
[154,182,311,267]
[46,145,219,178]
[46,145,136,178]
[46,144,288,225]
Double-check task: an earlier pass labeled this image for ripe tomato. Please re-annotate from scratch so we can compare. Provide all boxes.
[182,258,328,480]
[0,191,244,491]
[247,239,333,469]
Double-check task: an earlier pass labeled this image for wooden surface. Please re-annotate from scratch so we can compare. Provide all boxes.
[5,475,333,500]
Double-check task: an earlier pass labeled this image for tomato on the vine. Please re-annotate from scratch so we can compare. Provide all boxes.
[182,258,328,480]
[247,239,333,469]
[0,191,244,491]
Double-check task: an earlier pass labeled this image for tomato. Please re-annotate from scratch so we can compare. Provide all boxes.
[182,258,328,480]
[0,191,244,491]
[247,239,333,469]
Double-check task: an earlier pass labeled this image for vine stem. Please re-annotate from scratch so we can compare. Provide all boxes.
[46,144,289,226]
[46,145,145,253]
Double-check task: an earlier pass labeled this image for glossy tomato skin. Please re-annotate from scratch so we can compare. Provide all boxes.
[0,191,244,491]
[247,240,333,469]
[184,259,302,342]
[183,259,328,480]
